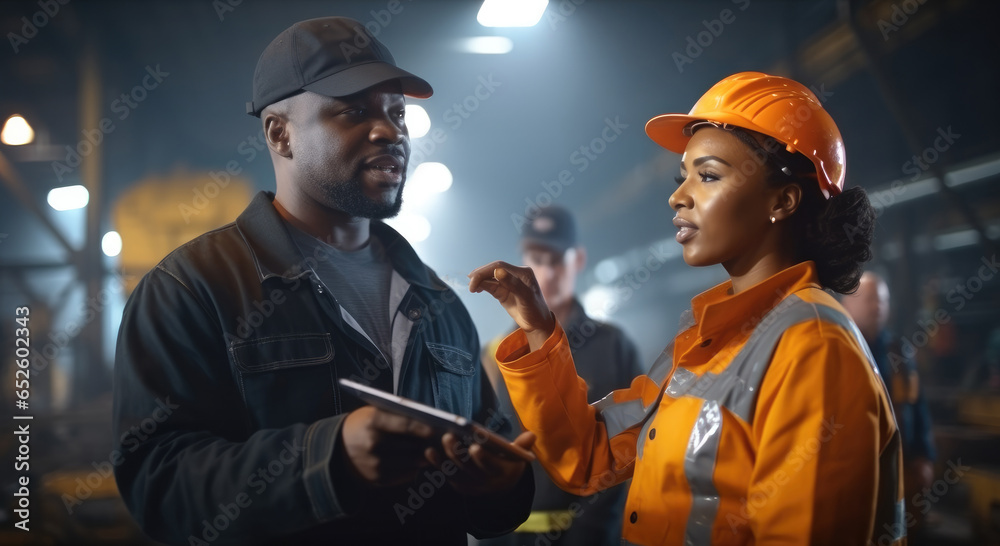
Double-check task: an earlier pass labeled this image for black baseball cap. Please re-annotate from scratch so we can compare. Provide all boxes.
[520,206,577,255]
[247,16,433,117]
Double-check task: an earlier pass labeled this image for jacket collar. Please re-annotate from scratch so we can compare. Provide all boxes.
[235,191,448,291]
[688,261,822,341]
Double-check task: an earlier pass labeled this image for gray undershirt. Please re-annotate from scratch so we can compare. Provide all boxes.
[286,223,394,364]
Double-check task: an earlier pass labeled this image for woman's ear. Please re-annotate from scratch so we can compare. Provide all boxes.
[771,183,802,222]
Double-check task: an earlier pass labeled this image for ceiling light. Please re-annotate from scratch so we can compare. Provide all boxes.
[102,231,122,257]
[411,162,453,194]
[386,213,431,243]
[477,0,549,27]
[459,36,514,54]
[1,114,34,145]
[47,185,89,211]
[406,104,431,138]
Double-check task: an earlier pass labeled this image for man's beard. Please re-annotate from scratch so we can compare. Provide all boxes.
[325,178,405,220]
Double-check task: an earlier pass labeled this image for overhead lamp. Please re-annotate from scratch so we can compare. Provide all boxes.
[386,213,431,243]
[1,114,35,145]
[477,0,549,27]
[411,162,453,193]
[581,285,617,320]
[459,36,514,54]
[405,104,431,138]
[102,231,123,257]
[47,185,89,211]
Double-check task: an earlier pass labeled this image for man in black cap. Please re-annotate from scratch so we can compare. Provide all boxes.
[480,206,642,546]
[113,17,533,546]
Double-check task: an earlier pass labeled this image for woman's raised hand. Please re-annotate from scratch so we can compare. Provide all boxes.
[468,261,556,351]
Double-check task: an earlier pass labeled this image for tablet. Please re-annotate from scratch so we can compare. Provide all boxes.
[339,379,535,462]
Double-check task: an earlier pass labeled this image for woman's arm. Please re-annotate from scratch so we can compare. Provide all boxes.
[495,322,659,496]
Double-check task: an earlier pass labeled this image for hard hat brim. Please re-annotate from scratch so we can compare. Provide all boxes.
[645,112,777,155]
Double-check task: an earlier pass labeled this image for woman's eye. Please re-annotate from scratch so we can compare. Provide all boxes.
[699,171,719,182]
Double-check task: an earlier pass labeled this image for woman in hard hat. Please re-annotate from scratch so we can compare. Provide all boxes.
[467,72,904,545]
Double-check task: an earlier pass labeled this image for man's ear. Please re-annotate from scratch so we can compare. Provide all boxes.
[263,110,292,158]
[770,183,802,222]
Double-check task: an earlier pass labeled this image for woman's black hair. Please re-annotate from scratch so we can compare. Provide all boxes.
[728,126,875,294]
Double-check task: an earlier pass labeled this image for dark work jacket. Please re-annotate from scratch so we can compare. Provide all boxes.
[112,191,532,545]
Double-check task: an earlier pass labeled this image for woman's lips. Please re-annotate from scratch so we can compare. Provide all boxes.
[672,216,698,244]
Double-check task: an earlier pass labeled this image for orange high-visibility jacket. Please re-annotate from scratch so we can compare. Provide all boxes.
[497,262,905,545]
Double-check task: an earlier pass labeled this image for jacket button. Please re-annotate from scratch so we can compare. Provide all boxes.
[630,511,638,524]
[408,308,421,320]
[648,428,656,440]
[316,286,324,294]
[700,339,712,348]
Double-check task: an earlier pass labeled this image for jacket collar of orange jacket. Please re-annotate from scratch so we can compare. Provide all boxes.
[687,261,823,343]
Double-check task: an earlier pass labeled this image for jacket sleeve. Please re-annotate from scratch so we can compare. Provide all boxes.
[748,321,897,545]
[112,268,356,545]
[496,323,657,496]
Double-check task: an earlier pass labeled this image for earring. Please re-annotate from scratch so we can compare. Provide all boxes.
[770,216,776,224]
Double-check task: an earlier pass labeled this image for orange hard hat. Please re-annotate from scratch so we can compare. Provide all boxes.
[645,72,845,198]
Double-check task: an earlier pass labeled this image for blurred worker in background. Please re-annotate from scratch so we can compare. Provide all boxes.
[842,271,936,537]
[480,205,643,546]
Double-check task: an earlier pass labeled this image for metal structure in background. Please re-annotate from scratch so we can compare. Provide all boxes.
[77,40,106,404]
[0,40,109,409]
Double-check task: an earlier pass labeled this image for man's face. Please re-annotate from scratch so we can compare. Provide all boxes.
[288,81,410,219]
[523,244,582,310]
[842,273,890,341]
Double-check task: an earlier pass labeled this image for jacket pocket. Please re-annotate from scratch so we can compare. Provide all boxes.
[231,333,333,373]
[425,342,475,419]
[230,333,336,428]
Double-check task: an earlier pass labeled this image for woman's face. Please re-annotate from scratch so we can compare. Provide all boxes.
[668,127,780,269]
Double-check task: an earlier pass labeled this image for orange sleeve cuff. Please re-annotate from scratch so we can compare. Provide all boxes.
[496,322,566,371]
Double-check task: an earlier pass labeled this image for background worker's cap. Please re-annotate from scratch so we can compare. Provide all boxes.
[247,16,432,117]
[520,206,577,255]
[644,71,845,198]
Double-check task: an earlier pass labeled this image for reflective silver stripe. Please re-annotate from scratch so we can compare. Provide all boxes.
[683,399,722,546]
[892,499,906,541]
[647,343,674,387]
[671,296,886,543]
[666,367,695,397]
[595,343,675,439]
[678,308,696,332]
[596,397,647,438]
[621,540,644,546]
[695,295,885,423]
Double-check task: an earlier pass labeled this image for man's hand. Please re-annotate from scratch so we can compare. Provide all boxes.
[340,405,438,487]
[469,261,556,351]
[425,431,536,496]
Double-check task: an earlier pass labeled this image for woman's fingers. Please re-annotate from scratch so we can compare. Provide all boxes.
[468,261,508,293]
[469,261,556,349]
